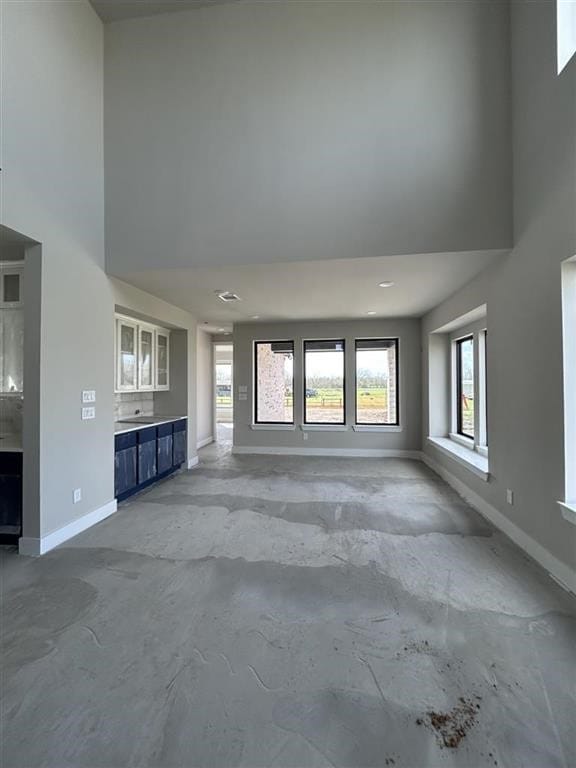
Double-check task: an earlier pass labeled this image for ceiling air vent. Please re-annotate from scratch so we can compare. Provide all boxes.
[217,291,242,302]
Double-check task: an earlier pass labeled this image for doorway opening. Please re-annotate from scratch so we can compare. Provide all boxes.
[214,343,233,445]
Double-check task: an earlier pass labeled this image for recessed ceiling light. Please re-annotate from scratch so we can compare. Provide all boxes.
[218,328,225,332]
[215,291,241,302]
[378,281,395,288]
[251,315,260,320]
[366,311,377,316]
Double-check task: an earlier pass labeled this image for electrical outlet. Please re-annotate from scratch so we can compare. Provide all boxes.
[506,489,514,505]
[303,432,308,441]
[82,390,96,403]
[73,488,82,504]
[82,407,96,420]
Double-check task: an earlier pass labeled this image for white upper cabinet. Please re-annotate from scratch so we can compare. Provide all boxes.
[155,329,170,390]
[116,318,138,391]
[138,325,155,391]
[115,315,170,393]
[0,263,24,394]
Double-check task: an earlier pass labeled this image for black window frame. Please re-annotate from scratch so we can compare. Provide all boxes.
[303,339,346,425]
[354,338,400,426]
[456,335,475,440]
[254,340,295,425]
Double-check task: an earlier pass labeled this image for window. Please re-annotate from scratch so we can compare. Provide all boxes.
[254,341,294,424]
[456,336,475,439]
[304,340,345,424]
[355,339,399,425]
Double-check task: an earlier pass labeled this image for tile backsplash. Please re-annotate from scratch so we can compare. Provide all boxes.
[115,392,154,421]
[0,395,23,436]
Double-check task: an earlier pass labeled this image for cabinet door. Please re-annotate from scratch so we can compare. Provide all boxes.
[138,438,157,484]
[173,429,187,467]
[155,330,170,390]
[114,446,137,497]
[138,326,154,390]
[0,309,24,393]
[117,319,138,391]
[157,434,173,474]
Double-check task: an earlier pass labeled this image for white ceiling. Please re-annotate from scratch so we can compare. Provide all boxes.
[89,0,236,23]
[115,250,506,331]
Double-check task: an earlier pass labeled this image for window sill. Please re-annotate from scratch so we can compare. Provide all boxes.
[251,424,295,431]
[301,424,349,432]
[558,501,576,526]
[427,437,489,481]
[352,425,403,432]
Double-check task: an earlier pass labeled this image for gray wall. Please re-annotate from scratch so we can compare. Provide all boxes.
[1,1,114,538]
[422,0,576,574]
[105,0,511,274]
[196,329,214,446]
[234,319,421,453]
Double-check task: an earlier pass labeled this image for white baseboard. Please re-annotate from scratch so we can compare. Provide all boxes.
[232,446,422,459]
[197,436,214,449]
[19,499,117,557]
[187,456,200,469]
[422,452,576,595]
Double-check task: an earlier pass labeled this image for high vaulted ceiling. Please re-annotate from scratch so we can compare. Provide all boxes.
[90,0,236,23]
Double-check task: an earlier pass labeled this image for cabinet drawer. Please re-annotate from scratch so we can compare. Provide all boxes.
[157,422,173,439]
[115,431,137,452]
[173,419,187,433]
[137,426,157,444]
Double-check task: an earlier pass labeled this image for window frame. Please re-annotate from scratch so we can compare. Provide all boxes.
[455,334,475,440]
[354,338,400,426]
[253,340,295,426]
[303,339,346,426]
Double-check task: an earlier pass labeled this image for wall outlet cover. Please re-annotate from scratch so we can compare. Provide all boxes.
[506,489,514,505]
[73,488,82,504]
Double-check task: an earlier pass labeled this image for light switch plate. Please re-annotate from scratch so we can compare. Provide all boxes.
[82,407,96,420]
[82,390,96,403]
[238,394,248,401]
[238,385,248,394]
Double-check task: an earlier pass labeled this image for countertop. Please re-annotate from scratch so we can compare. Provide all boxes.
[114,416,187,435]
[0,433,23,453]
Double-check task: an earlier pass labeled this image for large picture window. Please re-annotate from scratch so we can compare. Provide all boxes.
[254,341,294,424]
[355,339,399,425]
[456,335,475,439]
[304,340,345,424]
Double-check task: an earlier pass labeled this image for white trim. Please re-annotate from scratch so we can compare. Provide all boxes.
[558,501,576,526]
[18,499,117,556]
[423,453,576,596]
[187,456,200,469]
[232,446,421,459]
[197,436,214,448]
[352,425,403,432]
[449,432,475,450]
[300,424,349,432]
[428,436,489,481]
[251,424,296,431]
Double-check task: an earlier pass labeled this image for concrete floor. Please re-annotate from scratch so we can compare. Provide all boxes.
[2,441,575,767]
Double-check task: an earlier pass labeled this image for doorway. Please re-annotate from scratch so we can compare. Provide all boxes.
[214,343,233,444]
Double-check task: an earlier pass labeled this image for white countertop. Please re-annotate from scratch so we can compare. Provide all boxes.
[114,416,187,435]
[0,433,23,452]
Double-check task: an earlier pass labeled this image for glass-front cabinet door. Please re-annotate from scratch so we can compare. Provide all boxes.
[117,319,138,391]
[0,308,24,393]
[138,326,154,390]
[155,330,170,390]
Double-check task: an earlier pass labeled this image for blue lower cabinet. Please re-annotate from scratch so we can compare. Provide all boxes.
[157,423,174,475]
[138,427,158,487]
[173,421,187,467]
[114,419,187,501]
